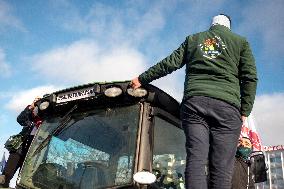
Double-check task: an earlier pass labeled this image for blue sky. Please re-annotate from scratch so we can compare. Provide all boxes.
[0,0,283,186]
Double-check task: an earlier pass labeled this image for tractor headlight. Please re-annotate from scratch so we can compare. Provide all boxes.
[39,101,50,110]
[104,87,123,97]
[133,171,156,184]
[127,88,148,97]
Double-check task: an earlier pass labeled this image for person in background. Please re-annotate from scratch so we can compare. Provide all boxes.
[232,137,255,189]
[0,97,42,188]
[131,14,257,189]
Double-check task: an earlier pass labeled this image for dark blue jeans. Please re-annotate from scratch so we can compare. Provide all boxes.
[181,96,242,189]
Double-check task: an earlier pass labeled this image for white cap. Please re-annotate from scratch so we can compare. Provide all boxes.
[212,14,231,29]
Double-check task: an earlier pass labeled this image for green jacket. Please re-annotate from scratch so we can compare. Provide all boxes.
[139,25,257,116]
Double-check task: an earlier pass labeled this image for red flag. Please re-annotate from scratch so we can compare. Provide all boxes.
[240,115,263,151]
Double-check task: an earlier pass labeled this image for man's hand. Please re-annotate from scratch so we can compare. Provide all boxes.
[29,96,41,109]
[130,77,142,89]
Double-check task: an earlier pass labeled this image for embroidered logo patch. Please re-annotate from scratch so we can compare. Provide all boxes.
[199,36,226,59]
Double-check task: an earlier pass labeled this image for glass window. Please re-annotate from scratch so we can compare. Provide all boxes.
[270,157,282,163]
[152,116,186,189]
[20,105,140,189]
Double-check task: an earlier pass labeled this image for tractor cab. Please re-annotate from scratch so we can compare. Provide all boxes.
[15,81,186,189]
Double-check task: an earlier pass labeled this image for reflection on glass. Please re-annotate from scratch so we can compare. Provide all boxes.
[152,117,186,189]
[20,105,140,189]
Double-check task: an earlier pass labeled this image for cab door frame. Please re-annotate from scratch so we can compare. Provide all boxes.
[135,102,181,173]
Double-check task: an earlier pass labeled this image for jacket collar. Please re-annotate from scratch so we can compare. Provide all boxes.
[209,25,231,32]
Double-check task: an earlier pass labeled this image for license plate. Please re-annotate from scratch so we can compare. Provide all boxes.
[56,87,96,103]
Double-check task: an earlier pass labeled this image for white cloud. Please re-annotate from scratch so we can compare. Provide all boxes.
[30,40,147,85]
[5,85,61,113]
[252,93,284,146]
[0,48,11,77]
[29,1,186,99]
[49,0,176,47]
[152,69,184,102]
[118,1,171,44]
[0,0,25,32]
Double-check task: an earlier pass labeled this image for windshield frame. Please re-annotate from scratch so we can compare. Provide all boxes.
[17,104,142,189]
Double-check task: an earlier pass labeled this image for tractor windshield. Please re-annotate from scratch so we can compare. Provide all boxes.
[18,104,140,189]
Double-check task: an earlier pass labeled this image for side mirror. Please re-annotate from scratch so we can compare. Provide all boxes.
[133,171,156,185]
[250,151,268,183]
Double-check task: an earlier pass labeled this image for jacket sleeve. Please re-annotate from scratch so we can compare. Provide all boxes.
[239,39,258,116]
[138,37,189,84]
[17,106,34,127]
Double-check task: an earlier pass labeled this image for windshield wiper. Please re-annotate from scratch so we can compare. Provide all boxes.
[32,105,78,156]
